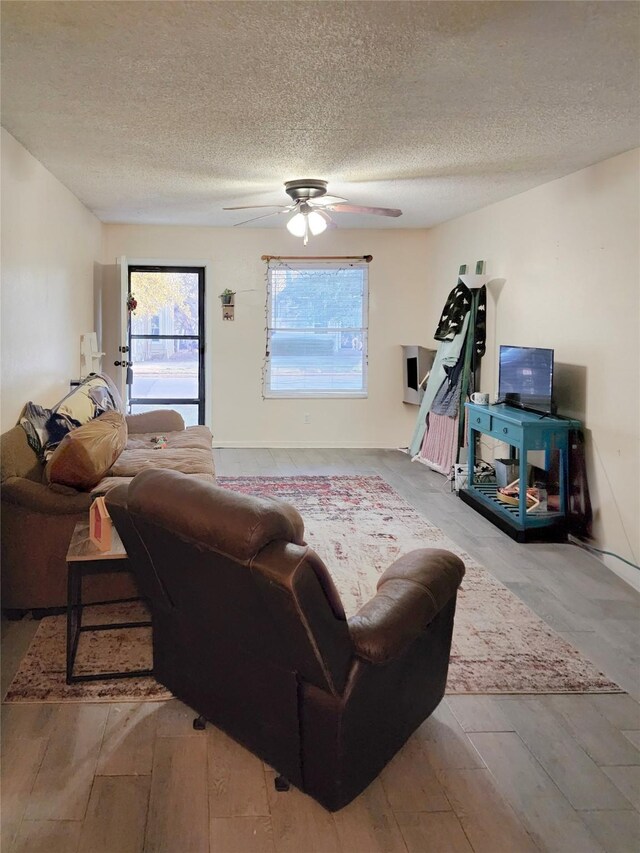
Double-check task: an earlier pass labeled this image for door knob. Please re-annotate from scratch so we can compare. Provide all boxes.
[114,360,132,367]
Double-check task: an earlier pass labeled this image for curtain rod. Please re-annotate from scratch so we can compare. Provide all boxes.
[261,254,372,263]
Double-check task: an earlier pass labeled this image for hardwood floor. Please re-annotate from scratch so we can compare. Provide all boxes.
[2,448,639,852]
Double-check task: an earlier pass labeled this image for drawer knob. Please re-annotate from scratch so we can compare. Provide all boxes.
[503,427,508,434]
[476,417,481,423]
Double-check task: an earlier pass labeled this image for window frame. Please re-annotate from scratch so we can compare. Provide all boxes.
[264,261,369,399]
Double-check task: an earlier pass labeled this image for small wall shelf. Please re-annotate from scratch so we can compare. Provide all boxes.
[219,292,235,321]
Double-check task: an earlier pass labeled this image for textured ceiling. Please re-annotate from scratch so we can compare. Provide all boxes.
[1,1,638,228]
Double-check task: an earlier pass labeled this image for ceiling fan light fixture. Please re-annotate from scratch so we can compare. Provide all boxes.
[307,210,328,236]
[286,211,307,237]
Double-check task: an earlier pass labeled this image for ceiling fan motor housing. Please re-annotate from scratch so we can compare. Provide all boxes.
[284,179,328,201]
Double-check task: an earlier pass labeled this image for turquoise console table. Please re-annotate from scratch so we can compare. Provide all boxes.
[459,402,581,542]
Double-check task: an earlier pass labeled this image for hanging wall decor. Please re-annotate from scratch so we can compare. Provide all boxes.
[219,288,235,320]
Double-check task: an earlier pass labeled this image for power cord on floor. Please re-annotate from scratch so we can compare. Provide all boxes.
[567,535,640,571]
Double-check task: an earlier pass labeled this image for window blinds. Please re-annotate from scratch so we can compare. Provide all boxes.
[265,263,368,397]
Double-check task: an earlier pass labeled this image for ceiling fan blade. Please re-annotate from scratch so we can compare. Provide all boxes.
[309,195,348,206]
[325,203,402,217]
[223,204,291,210]
[315,208,337,229]
[232,210,288,226]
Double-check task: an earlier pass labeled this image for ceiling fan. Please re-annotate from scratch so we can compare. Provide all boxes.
[223,179,402,245]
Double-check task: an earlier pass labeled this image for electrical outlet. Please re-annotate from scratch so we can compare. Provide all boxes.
[304,413,311,424]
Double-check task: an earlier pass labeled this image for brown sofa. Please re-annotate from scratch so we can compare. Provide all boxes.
[1,409,215,612]
[106,469,465,811]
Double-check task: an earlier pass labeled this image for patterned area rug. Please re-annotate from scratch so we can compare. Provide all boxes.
[5,601,166,704]
[4,475,620,703]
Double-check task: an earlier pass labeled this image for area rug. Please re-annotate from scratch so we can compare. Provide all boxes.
[4,475,620,703]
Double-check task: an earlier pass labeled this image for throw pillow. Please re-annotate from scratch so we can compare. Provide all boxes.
[19,402,53,461]
[44,373,123,457]
[45,411,127,490]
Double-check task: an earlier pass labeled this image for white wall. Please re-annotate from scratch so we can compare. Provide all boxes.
[423,148,640,587]
[103,225,430,447]
[1,129,104,431]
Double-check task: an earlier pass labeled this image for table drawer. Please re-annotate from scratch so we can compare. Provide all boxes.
[490,421,520,443]
[470,411,492,432]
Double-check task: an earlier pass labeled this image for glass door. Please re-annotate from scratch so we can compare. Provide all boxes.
[127,266,205,426]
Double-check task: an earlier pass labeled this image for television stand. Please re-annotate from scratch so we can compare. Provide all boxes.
[459,403,580,543]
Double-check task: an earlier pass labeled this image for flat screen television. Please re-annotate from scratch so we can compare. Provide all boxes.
[497,345,555,415]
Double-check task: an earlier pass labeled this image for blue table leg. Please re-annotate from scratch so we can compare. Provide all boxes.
[518,442,527,524]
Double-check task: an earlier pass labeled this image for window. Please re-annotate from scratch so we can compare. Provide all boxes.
[265,262,368,397]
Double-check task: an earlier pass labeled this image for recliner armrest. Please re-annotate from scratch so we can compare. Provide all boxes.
[104,482,129,512]
[347,549,465,664]
[125,410,185,434]
[1,476,93,515]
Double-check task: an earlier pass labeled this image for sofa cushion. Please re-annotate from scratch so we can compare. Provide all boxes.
[94,426,215,491]
[1,425,45,484]
[109,445,214,478]
[125,410,185,435]
[125,425,212,451]
[45,411,128,490]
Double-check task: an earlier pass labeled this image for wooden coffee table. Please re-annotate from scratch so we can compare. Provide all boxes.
[66,520,152,684]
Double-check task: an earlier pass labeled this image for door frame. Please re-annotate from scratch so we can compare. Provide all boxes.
[119,259,210,425]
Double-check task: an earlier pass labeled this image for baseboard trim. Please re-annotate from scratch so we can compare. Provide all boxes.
[213,441,399,449]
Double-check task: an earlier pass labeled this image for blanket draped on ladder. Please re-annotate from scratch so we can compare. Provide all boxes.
[409,281,486,473]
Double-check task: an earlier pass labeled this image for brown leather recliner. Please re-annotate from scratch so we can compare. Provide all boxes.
[106,469,465,811]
